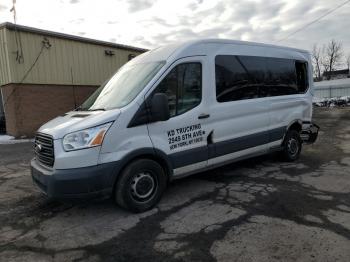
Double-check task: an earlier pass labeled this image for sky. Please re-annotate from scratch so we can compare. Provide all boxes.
[0,0,349,65]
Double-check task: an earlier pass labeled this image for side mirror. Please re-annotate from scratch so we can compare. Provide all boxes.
[150,93,170,122]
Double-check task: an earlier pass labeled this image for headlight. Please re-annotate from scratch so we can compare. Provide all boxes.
[62,122,112,151]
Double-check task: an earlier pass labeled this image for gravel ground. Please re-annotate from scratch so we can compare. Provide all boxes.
[0,107,349,262]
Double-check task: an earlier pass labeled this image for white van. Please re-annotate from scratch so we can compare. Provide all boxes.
[31,39,319,212]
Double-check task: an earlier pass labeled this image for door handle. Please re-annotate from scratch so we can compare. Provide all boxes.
[198,113,210,119]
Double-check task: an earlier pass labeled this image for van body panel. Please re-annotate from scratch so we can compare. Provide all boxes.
[30,39,317,201]
[99,104,154,159]
[38,109,121,139]
[53,140,101,169]
[31,158,116,198]
[268,95,312,132]
[208,98,270,148]
[98,124,154,164]
[129,43,185,64]
[205,42,309,62]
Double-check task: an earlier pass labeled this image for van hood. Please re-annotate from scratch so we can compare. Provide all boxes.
[38,109,121,139]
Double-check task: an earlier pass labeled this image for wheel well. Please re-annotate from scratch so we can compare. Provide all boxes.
[288,122,302,132]
[113,153,172,193]
[133,154,172,181]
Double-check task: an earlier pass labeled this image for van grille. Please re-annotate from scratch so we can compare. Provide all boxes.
[34,133,54,167]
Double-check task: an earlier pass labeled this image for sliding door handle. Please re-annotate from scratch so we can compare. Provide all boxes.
[198,113,210,119]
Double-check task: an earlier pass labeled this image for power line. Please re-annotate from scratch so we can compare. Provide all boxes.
[278,0,350,42]
[10,0,24,63]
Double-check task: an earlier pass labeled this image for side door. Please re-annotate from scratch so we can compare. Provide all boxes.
[147,57,211,177]
[207,55,270,166]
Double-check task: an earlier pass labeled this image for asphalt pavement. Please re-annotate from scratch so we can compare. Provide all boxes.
[0,107,350,262]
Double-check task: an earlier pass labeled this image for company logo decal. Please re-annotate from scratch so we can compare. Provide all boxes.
[167,123,205,150]
[35,143,42,153]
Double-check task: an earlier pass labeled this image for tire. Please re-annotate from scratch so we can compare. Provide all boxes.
[281,130,302,162]
[114,159,167,213]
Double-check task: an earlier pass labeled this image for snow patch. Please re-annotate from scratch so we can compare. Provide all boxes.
[0,135,33,144]
[313,96,350,107]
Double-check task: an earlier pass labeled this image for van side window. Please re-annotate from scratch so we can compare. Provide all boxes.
[295,61,308,93]
[215,55,308,102]
[266,58,298,96]
[155,63,201,117]
[215,56,259,102]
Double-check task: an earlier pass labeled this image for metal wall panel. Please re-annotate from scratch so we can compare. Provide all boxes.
[3,29,143,86]
[0,28,11,85]
[314,87,350,98]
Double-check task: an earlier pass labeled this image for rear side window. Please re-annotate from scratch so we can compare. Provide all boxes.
[266,58,298,96]
[215,55,308,103]
[295,61,308,93]
[155,63,201,117]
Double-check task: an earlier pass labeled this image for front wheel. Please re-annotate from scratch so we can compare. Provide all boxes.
[114,159,167,213]
[281,130,302,161]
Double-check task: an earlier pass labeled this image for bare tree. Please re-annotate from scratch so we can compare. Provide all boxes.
[311,44,322,81]
[323,39,343,79]
[346,53,350,71]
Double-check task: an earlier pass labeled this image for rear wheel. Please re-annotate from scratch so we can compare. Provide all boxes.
[281,130,302,161]
[114,159,167,213]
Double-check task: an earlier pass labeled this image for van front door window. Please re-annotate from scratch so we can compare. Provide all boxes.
[155,63,202,117]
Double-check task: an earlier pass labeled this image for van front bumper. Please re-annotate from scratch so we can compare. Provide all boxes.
[31,159,117,199]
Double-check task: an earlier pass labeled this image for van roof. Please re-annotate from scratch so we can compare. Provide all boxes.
[186,38,309,53]
[132,38,310,64]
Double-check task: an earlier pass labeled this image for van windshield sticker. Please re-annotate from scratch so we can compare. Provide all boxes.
[167,124,205,150]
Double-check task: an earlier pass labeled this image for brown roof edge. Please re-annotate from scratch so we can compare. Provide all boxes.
[0,22,148,53]
[323,69,350,76]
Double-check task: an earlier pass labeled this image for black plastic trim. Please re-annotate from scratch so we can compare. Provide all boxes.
[31,147,174,199]
[301,122,319,144]
[214,130,269,158]
[127,101,151,128]
[269,126,286,142]
[106,148,173,186]
[31,159,117,199]
[170,146,207,169]
[169,126,287,169]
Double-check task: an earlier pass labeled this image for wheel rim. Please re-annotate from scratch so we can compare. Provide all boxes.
[287,138,299,157]
[130,172,157,201]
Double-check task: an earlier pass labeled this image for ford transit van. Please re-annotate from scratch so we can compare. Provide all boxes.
[31,39,319,212]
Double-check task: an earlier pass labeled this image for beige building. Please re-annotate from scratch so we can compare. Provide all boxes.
[0,22,146,137]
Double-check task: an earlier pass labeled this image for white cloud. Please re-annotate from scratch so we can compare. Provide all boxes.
[0,0,349,58]
[0,4,7,11]
[127,0,155,12]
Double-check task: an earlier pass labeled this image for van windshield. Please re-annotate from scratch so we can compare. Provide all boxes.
[81,61,165,111]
